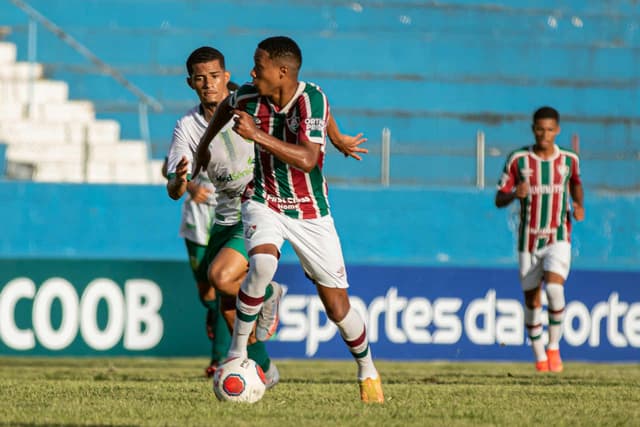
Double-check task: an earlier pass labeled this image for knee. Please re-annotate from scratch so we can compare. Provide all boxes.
[324,297,350,323]
[208,263,239,295]
[523,288,542,308]
[249,253,278,278]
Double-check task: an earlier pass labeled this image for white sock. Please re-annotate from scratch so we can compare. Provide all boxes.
[336,308,378,380]
[228,253,278,359]
[524,305,547,362]
[546,283,565,351]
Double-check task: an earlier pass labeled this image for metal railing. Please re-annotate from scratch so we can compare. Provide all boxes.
[377,128,488,189]
[9,0,162,152]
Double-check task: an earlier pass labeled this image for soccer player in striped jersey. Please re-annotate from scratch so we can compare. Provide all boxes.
[495,106,584,373]
[194,36,384,403]
[171,44,367,388]
[166,46,278,384]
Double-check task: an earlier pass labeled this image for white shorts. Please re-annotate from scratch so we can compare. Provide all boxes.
[518,241,572,291]
[241,199,349,289]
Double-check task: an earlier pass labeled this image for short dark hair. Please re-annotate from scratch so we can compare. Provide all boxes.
[533,106,559,123]
[186,46,225,76]
[258,36,302,69]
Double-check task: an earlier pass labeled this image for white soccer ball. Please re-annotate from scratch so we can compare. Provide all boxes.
[212,357,266,403]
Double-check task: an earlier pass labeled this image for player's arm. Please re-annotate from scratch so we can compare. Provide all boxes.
[165,123,193,200]
[495,181,529,207]
[166,155,190,200]
[570,182,584,221]
[232,109,320,172]
[194,95,235,174]
[326,113,368,161]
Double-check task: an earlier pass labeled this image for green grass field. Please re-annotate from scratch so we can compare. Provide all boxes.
[0,357,638,426]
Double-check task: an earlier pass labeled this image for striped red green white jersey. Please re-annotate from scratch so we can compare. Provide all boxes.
[229,81,330,219]
[497,144,582,253]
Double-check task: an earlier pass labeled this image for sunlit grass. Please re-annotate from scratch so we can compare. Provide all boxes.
[0,357,638,426]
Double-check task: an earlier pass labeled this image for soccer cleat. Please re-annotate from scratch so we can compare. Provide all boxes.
[535,360,549,372]
[264,362,280,390]
[547,349,563,372]
[359,376,384,403]
[204,361,219,378]
[256,281,284,342]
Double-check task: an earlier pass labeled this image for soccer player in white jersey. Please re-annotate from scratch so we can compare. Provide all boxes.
[166,46,280,383]
[194,36,384,403]
[495,106,584,373]
[163,47,229,377]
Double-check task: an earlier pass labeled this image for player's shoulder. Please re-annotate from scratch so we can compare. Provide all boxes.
[235,83,260,99]
[505,145,530,162]
[557,145,580,160]
[301,81,326,98]
[298,81,328,110]
[175,105,202,128]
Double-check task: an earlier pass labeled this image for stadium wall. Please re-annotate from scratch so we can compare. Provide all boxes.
[2,0,639,188]
[1,182,639,361]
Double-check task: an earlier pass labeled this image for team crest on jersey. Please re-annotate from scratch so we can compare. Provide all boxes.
[286,114,300,133]
[557,164,569,178]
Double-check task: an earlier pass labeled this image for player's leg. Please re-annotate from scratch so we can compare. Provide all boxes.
[288,214,383,403]
[207,225,280,387]
[542,242,572,373]
[228,243,280,360]
[519,250,548,371]
[186,239,230,376]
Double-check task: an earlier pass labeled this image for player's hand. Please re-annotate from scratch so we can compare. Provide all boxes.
[331,132,368,161]
[175,156,189,183]
[232,109,259,141]
[572,202,585,221]
[187,182,212,203]
[515,181,529,199]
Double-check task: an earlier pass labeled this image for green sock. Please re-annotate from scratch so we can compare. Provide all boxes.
[203,299,231,364]
[247,341,271,372]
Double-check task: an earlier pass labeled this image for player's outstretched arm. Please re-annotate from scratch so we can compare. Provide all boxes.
[326,114,368,161]
[193,95,234,175]
[232,109,320,172]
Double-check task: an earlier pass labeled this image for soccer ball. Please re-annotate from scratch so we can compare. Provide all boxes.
[212,357,266,403]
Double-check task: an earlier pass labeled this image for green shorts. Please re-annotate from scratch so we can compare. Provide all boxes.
[195,222,247,283]
[184,239,207,282]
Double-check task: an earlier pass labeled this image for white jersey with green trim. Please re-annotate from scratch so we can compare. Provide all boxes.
[166,104,254,228]
[166,105,216,245]
[204,120,255,226]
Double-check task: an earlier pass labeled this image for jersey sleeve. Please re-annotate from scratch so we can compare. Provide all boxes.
[496,156,518,193]
[166,120,195,180]
[229,84,258,109]
[570,154,582,185]
[298,87,329,145]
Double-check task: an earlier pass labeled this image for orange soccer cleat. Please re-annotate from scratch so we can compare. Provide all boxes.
[547,349,563,373]
[535,360,549,372]
[359,376,384,403]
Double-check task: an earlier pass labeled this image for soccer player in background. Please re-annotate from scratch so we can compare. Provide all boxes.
[194,36,384,403]
[162,47,231,377]
[495,106,584,373]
